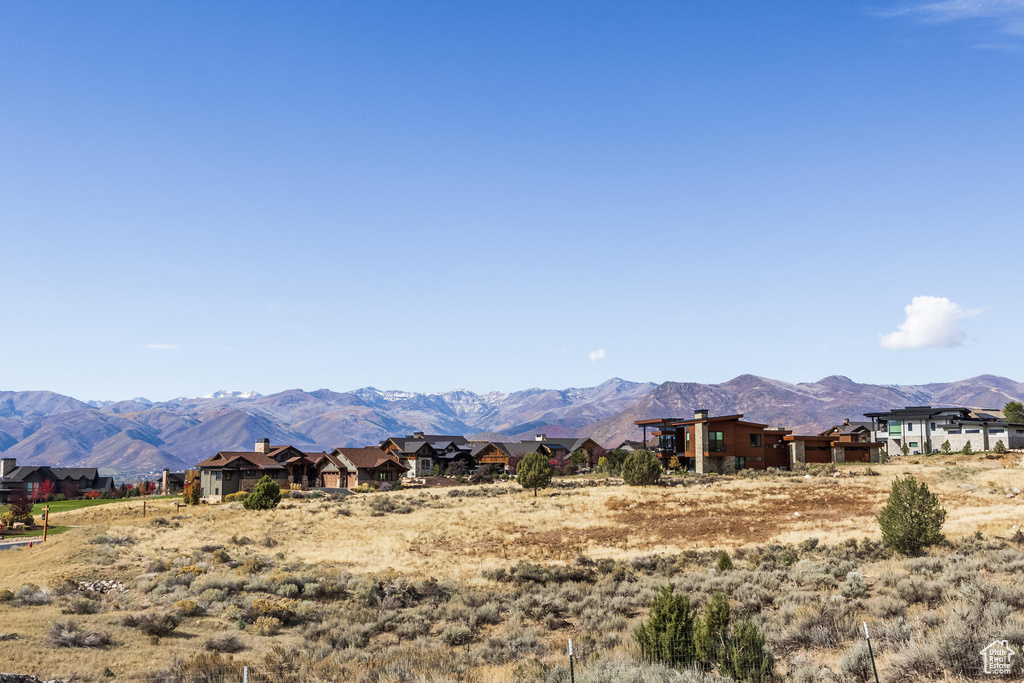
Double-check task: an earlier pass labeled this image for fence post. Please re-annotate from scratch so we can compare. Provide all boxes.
[243,665,248,683]
[568,638,575,683]
[863,622,880,683]
[42,505,50,542]
[143,500,146,518]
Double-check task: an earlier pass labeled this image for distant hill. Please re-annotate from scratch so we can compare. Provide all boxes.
[0,375,1020,474]
[586,374,1024,447]
[0,379,655,474]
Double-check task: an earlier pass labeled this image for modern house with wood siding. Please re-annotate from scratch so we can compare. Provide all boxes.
[636,409,881,472]
[380,433,474,476]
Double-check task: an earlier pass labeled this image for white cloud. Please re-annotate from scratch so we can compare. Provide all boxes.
[145,344,180,351]
[884,0,1024,37]
[588,348,606,363]
[880,296,979,350]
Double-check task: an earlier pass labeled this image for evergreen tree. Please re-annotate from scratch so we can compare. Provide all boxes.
[634,585,695,666]
[622,449,663,486]
[1004,401,1024,425]
[941,440,951,454]
[183,480,201,506]
[716,550,733,572]
[724,621,775,682]
[243,475,282,510]
[993,440,1007,454]
[694,591,730,666]
[962,440,973,455]
[878,475,946,555]
[516,451,553,497]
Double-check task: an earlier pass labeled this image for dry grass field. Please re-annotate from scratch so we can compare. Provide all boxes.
[2,457,1023,681]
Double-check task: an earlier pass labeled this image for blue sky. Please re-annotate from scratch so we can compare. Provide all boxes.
[2,1,1023,400]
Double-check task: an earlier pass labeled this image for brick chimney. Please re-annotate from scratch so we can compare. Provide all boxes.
[161,468,169,495]
[0,458,15,478]
[255,438,270,454]
[694,409,709,420]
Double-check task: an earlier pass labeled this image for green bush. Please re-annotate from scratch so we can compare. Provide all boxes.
[725,620,774,682]
[621,450,662,487]
[243,476,281,510]
[634,584,695,666]
[878,475,946,555]
[941,440,951,454]
[717,550,733,572]
[993,440,1007,455]
[962,440,973,455]
[0,510,34,527]
[516,452,553,497]
[695,591,730,666]
[224,491,248,503]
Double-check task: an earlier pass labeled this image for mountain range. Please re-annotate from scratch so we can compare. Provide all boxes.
[1,374,1021,474]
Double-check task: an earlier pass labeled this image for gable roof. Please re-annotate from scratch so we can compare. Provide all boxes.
[196,452,286,470]
[332,447,409,472]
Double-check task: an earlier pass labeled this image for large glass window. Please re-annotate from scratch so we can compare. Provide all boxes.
[749,434,762,448]
[735,457,747,471]
[709,431,725,452]
[685,430,690,452]
[889,423,902,436]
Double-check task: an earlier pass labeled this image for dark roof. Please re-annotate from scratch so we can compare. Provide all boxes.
[1,466,55,482]
[332,447,409,472]
[196,452,286,470]
[863,406,971,419]
[532,437,596,452]
[51,468,100,480]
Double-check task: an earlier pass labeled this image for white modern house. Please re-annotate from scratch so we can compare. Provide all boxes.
[864,406,1024,456]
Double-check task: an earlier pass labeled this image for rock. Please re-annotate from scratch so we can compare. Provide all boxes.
[804,475,812,479]
[793,512,800,517]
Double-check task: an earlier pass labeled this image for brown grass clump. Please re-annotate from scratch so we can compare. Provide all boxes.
[48,620,111,648]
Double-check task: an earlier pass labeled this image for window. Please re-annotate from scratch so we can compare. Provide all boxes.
[735,457,747,471]
[709,431,725,452]
[931,422,936,430]
[224,472,233,481]
[907,422,914,432]
[685,430,690,452]
[991,429,1005,434]
[889,423,902,436]
[749,434,762,448]
[948,430,962,434]
[909,442,919,448]
[215,472,222,481]
[966,429,980,434]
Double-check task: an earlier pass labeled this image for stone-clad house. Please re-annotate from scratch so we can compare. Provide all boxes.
[379,433,474,476]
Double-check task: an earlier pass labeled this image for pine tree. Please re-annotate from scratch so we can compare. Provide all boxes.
[694,591,730,666]
[717,550,733,572]
[622,450,663,486]
[516,451,553,497]
[243,475,281,510]
[962,440,973,455]
[724,621,775,682]
[634,585,695,666]
[993,440,1007,454]
[941,440,951,454]
[877,475,946,555]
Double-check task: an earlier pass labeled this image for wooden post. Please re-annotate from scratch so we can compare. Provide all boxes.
[42,505,50,542]
[143,500,146,518]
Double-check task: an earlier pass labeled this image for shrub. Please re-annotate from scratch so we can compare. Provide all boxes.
[635,585,695,666]
[224,491,247,503]
[250,616,281,636]
[962,440,973,455]
[123,611,180,637]
[941,440,951,454]
[175,599,204,616]
[64,597,100,615]
[49,621,111,648]
[516,452,554,497]
[622,450,662,487]
[204,634,245,653]
[717,550,733,572]
[724,621,774,682]
[695,591,730,666]
[878,475,946,555]
[243,476,281,510]
[839,641,874,683]
[994,440,1007,454]
[183,479,201,505]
